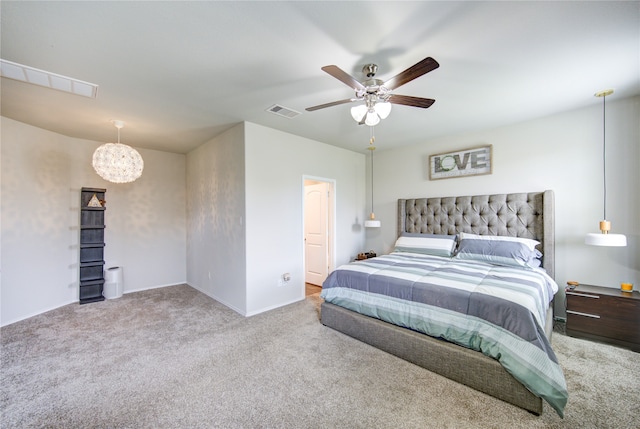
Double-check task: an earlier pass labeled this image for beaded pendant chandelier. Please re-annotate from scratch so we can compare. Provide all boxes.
[92,120,144,184]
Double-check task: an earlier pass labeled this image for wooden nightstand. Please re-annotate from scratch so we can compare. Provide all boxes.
[566,284,640,352]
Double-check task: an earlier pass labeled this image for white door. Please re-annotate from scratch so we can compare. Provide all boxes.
[304,182,329,286]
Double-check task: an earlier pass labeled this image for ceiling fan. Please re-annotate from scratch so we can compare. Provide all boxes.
[306,56,439,126]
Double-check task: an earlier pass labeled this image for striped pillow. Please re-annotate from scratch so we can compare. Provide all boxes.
[454,232,540,268]
[393,233,457,257]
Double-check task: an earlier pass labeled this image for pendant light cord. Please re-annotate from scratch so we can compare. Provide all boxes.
[369,127,375,214]
[369,127,376,213]
[371,147,374,213]
[602,94,607,220]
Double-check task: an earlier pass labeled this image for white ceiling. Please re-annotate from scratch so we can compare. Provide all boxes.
[1,1,638,154]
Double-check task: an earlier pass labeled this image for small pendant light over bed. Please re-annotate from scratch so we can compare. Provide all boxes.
[584,89,626,247]
[364,128,381,228]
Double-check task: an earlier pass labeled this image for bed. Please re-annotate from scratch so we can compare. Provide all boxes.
[320,191,567,416]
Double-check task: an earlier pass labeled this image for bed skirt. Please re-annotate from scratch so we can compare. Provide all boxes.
[320,301,554,415]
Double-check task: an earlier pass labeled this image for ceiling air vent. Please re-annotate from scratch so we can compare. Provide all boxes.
[266,104,300,119]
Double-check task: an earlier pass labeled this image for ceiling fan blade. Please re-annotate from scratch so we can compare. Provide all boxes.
[384,57,439,90]
[305,98,354,112]
[388,94,436,109]
[321,65,366,91]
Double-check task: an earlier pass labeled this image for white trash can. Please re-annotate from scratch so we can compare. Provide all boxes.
[104,266,123,299]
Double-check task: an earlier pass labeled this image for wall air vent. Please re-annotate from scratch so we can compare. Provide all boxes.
[0,59,99,98]
[266,104,301,119]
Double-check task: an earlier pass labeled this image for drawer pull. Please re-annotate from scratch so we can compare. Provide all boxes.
[567,310,600,319]
[566,292,600,299]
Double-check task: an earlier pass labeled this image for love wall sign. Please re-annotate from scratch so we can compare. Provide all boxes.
[428,145,492,180]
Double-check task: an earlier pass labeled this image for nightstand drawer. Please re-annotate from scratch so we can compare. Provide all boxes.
[566,311,640,344]
[567,292,639,322]
[566,290,601,316]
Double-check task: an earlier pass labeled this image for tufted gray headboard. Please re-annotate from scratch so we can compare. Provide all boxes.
[397,191,555,279]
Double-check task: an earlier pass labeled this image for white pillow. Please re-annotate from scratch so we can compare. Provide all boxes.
[394,233,457,257]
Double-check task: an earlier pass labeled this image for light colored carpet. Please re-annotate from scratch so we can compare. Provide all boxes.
[1,284,639,428]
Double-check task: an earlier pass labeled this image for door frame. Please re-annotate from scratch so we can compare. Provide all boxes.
[302,175,336,295]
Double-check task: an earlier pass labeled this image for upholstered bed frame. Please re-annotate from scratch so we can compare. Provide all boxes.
[321,191,555,415]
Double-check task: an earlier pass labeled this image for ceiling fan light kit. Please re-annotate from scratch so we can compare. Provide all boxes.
[374,101,392,119]
[307,57,439,127]
[92,120,144,184]
[364,109,381,127]
[350,104,368,122]
[350,99,391,126]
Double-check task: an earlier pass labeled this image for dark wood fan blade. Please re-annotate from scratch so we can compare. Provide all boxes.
[384,57,439,90]
[388,94,436,108]
[305,98,354,112]
[321,65,365,90]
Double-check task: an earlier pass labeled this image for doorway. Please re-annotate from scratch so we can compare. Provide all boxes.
[303,177,335,293]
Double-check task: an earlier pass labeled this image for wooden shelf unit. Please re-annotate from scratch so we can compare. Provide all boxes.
[79,187,106,304]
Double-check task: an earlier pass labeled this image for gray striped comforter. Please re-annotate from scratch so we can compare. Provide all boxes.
[320,252,568,417]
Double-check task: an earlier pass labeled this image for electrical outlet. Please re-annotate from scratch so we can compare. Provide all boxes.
[277,273,291,287]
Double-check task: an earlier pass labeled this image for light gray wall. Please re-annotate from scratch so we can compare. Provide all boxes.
[364,96,640,317]
[244,122,365,316]
[186,124,247,314]
[7,96,635,325]
[1,117,187,326]
[185,122,366,316]
[2,118,365,323]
